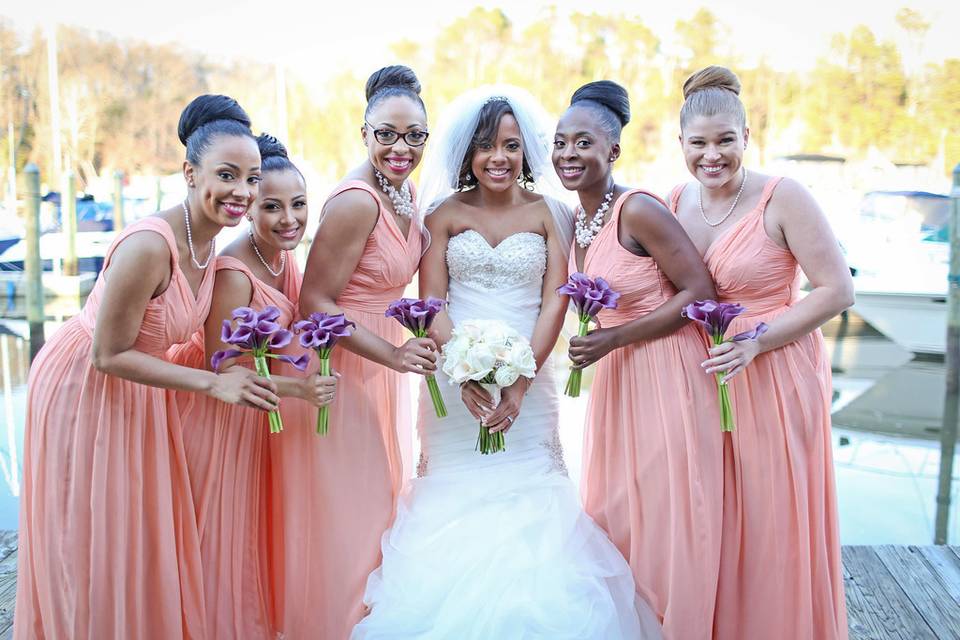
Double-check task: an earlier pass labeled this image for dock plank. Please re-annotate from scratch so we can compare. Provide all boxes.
[0,532,957,638]
[843,546,938,639]
[875,545,960,638]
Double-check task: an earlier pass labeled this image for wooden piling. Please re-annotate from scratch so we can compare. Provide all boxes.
[23,163,45,360]
[62,170,77,276]
[936,162,960,544]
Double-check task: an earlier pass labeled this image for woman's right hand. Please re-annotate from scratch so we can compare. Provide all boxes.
[208,365,280,410]
[299,372,340,407]
[391,337,438,375]
[460,381,495,420]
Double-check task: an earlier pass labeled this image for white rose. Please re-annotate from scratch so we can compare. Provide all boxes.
[494,364,520,387]
[508,341,537,379]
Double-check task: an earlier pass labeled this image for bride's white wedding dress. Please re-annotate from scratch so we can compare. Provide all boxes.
[352,230,661,639]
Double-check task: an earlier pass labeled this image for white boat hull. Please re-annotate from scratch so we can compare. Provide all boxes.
[853,290,946,355]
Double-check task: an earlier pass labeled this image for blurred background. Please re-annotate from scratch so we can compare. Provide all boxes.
[1,0,959,545]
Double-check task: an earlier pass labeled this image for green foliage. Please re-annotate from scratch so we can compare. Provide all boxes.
[1,8,956,187]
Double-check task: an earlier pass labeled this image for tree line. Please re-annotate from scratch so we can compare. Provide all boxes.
[1,6,957,194]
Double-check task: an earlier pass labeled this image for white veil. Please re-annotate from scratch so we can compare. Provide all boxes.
[417,84,576,255]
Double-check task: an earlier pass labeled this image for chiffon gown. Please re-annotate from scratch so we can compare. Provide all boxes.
[574,190,724,640]
[353,229,661,639]
[15,217,211,640]
[167,253,302,639]
[270,180,421,639]
[669,177,848,640]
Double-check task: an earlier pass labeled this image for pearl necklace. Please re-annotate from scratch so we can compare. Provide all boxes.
[182,200,214,269]
[574,189,615,248]
[698,167,746,228]
[374,169,414,218]
[248,228,286,277]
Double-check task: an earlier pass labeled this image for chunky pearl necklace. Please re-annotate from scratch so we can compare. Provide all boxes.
[374,169,414,218]
[574,190,615,248]
[698,167,746,228]
[181,200,214,269]
[248,228,286,277]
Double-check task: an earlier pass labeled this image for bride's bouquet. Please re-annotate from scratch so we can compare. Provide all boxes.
[441,319,537,454]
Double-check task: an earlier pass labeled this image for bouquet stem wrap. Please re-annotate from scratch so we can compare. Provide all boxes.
[477,381,505,454]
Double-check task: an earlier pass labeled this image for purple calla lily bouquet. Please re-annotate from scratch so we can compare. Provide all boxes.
[681,300,768,432]
[293,312,356,435]
[385,297,448,418]
[212,305,310,433]
[556,273,621,397]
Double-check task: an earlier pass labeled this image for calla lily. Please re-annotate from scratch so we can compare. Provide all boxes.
[293,312,356,434]
[210,305,309,433]
[681,299,766,431]
[385,297,448,418]
[556,272,621,397]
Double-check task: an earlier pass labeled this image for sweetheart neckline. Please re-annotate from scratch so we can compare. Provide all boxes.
[449,229,545,251]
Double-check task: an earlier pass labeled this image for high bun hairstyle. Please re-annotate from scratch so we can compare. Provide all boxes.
[364,65,425,118]
[679,65,746,132]
[256,133,303,179]
[569,80,631,142]
[178,94,254,165]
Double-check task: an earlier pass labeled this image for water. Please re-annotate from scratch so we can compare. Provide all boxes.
[1,309,958,544]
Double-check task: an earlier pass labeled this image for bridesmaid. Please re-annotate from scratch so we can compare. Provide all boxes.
[553,81,722,640]
[15,94,279,640]
[670,65,851,639]
[168,133,337,639]
[273,64,436,638]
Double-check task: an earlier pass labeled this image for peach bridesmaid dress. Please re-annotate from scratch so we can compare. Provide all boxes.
[168,253,302,639]
[270,180,421,639]
[575,190,723,640]
[15,217,211,639]
[669,177,848,640]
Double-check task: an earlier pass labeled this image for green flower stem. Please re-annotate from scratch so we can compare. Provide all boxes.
[426,375,447,418]
[713,337,736,432]
[316,354,331,435]
[254,354,283,434]
[564,316,591,398]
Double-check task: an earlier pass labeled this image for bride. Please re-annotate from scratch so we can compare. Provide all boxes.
[351,86,661,639]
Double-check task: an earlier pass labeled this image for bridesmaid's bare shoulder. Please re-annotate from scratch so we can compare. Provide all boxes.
[319,184,380,241]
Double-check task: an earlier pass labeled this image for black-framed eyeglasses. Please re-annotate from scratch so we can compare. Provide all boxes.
[364,121,429,147]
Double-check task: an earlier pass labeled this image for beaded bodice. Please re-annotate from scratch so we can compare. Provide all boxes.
[446,230,546,290]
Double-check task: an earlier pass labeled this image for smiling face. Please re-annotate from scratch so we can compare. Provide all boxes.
[468,112,527,194]
[184,133,261,226]
[251,168,308,252]
[552,105,620,192]
[362,95,427,185]
[680,113,750,188]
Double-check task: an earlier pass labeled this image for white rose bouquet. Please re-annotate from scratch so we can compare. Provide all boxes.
[441,319,537,454]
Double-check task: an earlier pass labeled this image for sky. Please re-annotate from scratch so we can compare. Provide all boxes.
[4,0,959,86]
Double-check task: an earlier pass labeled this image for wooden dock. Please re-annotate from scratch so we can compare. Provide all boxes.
[0,534,958,638]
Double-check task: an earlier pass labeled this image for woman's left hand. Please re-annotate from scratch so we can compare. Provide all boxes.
[484,377,532,434]
[702,339,761,383]
[568,326,621,369]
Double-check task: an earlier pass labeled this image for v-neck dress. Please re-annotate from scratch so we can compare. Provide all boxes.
[572,190,724,640]
[669,178,847,640]
[270,179,422,640]
[15,217,214,639]
[168,254,302,639]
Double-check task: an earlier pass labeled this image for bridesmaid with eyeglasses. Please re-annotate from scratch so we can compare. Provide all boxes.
[271,64,436,639]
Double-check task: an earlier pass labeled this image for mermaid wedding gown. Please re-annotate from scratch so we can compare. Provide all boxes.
[352,230,661,639]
